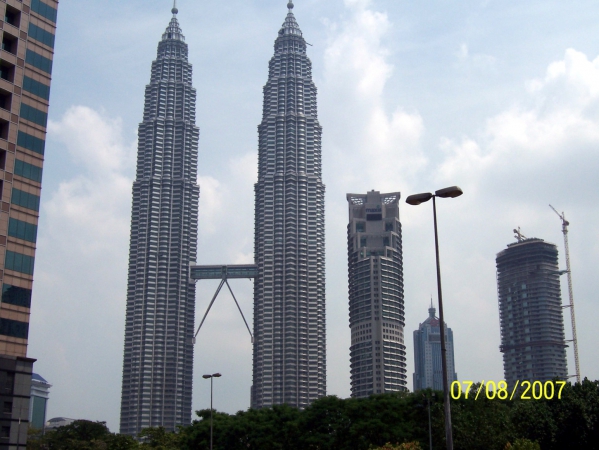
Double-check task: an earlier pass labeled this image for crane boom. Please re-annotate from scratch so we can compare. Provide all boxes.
[549,204,580,383]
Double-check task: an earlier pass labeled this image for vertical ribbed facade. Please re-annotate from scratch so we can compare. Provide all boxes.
[496,238,568,386]
[347,191,407,398]
[413,303,457,391]
[120,9,199,435]
[252,2,326,409]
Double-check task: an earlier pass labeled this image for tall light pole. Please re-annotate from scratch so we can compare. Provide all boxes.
[202,373,222,450]
[406,186,462,450]
[423,391,435,450]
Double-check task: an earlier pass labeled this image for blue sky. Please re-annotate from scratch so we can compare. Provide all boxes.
[28,0,599,432]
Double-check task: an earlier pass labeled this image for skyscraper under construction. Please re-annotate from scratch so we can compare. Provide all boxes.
[496,236,568,386]
[120,6,199,435]
[252,1,326,409]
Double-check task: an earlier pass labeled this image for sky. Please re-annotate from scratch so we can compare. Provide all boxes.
[26,0,599,433]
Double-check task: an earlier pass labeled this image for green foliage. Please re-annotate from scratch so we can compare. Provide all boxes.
[26,420,138,449]
[138,426,181,449]
[27,379,599,450]
[370,442,423,450]
[504,438,541,450]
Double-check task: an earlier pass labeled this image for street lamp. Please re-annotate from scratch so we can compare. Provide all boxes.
[202,373,222,450]
[422,391,435,450]
[406,185,462,450]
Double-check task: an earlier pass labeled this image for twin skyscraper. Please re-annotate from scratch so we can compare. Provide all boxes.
[120,2,326,435]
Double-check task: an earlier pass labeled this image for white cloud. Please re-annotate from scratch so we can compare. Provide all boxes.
[322,0,426,194]
[30,106,136,430]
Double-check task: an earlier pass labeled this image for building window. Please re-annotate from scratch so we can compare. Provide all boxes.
[17,131,46,155]
[5,250,35,275]
[1,284,32,308]
[0,120,8,140]
[22,77,51,101]
[11,188,41,212]
[4,6,21,27]
[1,33,18,55]
[14,159,43,183]
[2,402,11,414]
[0,90,11,111]
[0,317,29,339]
[0,61,15,82]
[25,49,53,74]
[8,218,38,243]
[31,0,58,23]
[20,103,48,127]
[28,23,55,49]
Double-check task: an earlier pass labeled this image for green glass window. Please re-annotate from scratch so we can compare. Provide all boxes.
[8,218,38,243]
[25,50,53,74]
[11,188,40,211]
[28,23,55,49]
[17,131,46,155]
[20,103,48,127]
[4,250,35,275]
[0,318,28,339]
[14,159,43,183]
[30,0,58,23]
[22,76,50,101]
[1,284,32,308]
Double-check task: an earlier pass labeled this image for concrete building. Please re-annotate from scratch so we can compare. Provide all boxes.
[496,237,568,385]
[347,190,407,397]
[413,302,458,391]
[252,1,326,409]
[29,373,50,431]
[0,0,59,447]
[119,5,199,435]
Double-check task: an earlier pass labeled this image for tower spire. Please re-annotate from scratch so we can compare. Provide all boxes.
[280,0,302,36]
[172,0,178,15]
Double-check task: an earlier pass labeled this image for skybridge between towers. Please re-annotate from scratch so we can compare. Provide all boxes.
[189,264,258,344]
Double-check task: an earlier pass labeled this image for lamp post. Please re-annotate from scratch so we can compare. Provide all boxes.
[406,186,462,450]
[423,391,435,450]
[202,373,222,450]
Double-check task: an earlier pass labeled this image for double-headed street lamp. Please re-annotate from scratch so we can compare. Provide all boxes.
[406,186,463,450]
[202,372,222,450]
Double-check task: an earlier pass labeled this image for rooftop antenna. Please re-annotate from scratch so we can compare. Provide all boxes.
[550,204,580,383]
[513,227,526,242]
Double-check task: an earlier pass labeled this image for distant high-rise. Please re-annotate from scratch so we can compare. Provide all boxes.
[252,1,326,409]
[413,302,457,391]
[120,6,199,435]
[496,237,568,386]
[347,191,407,397]
[0,0,59,446]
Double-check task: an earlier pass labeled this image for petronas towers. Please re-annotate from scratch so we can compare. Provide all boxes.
[252,2,326,409]
[120,6,199,435]
[120,1,325,434]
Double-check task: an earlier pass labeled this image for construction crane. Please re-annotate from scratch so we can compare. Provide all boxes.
[513,227,526,242]
[549,205,580,383]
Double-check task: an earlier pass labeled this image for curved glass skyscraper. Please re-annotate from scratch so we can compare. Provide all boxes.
[120,7,199,435]
[252,1,326,409]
